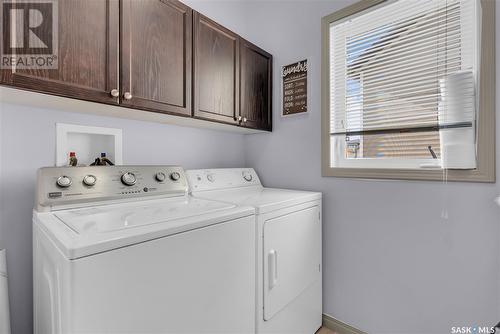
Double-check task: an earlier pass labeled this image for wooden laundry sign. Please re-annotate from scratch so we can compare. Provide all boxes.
[282,59,308,116]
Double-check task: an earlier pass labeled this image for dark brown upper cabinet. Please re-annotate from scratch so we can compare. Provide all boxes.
[121,0,192,116]
[0,0,119,104]
[239,39,273,131]
[0,0,272,131]
[193,12,239,125]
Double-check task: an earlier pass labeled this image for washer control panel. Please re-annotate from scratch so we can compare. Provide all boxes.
[186,168,261,192]
[36,166,188,211]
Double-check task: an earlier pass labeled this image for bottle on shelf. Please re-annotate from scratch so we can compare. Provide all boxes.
[68,152,78,167]
[100,153,115,166]
[89,153,114,166]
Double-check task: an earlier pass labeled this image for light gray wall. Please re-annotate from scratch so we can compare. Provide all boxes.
[238,1,500,334]
[0,103,246,333]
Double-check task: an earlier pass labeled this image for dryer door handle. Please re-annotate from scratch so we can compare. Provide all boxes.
[268,249,278,289]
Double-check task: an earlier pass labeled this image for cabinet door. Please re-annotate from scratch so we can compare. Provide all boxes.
[240,40,273,131]
[0,0,119,104]
[193,12,239,125]
[121,0,192,116]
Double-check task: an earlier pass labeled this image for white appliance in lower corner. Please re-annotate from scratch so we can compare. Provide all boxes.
[0,249,11,334]
[33,166,256,334]
[187,168,322,334]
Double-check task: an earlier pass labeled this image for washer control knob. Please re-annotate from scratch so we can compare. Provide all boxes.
[155,172,166,182]
[207,173,215,182]
[170,172,181,181]
[83,175,97,187]
[56,175,72,188]
[242,172,253,182]
[121,172,137,186]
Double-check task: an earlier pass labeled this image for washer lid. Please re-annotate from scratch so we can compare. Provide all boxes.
[55,197,236,234]
[192,187,321,214]
[35,197,254,259]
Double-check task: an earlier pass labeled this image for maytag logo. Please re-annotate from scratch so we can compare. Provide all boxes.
[0,0,58,69]
[451,327,495,334]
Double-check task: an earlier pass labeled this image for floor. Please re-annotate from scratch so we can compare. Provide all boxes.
[317,327,337,334]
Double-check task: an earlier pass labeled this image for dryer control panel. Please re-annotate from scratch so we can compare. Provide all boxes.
[36,166,188,211]
[186,168,261,192]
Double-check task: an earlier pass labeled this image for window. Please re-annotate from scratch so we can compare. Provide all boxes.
[321,0,495,182]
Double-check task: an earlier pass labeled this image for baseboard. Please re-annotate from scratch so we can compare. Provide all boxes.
[322,314,367,334]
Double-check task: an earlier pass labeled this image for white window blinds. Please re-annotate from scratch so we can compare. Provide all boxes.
[329,0,478,168]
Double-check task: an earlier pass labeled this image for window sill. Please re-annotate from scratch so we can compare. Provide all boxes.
[321,165,495,183]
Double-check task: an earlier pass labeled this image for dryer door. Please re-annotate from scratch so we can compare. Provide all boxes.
[263,205,321,321]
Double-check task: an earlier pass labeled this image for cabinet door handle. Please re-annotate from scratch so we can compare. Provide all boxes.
[110,89,119,97]
[123,92,133,100]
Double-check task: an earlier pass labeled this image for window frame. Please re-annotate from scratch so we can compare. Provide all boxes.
[321,0,495,182]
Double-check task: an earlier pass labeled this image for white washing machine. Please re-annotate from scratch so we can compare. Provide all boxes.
[187,168,322,334]
[33,166,256,334]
